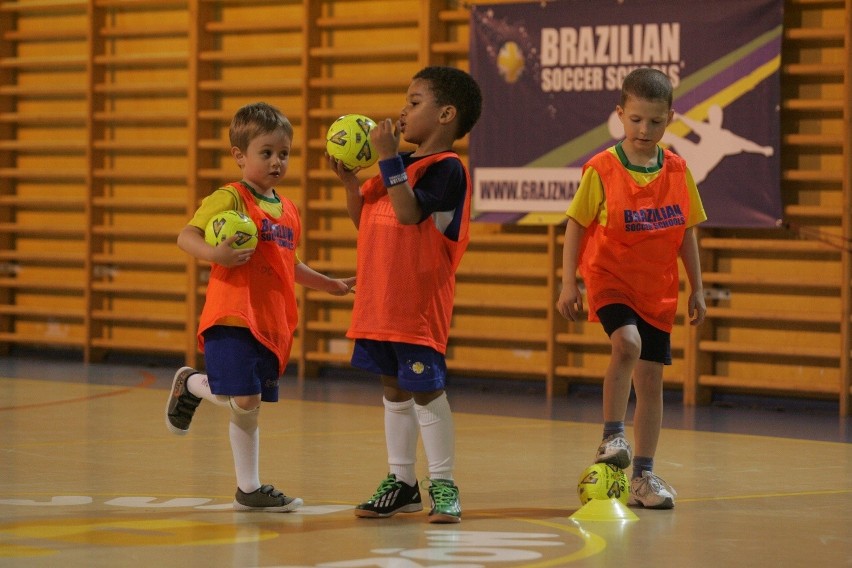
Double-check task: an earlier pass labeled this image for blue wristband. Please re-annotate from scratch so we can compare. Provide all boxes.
[379,155,408,188]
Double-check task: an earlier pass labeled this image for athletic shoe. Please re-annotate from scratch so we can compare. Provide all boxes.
[233,484,303,512]
[628,471,677,509]
[165,366,202,435]
[424,478,461,524]
[354,473,423,518]
[595,433,632,469]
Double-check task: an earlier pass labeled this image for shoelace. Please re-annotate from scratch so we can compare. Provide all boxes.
[369,476,400,500]
[643,473,677,497]
[424,479,458,506]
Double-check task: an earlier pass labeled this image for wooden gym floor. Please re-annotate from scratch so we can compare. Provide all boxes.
[1,353,850,567]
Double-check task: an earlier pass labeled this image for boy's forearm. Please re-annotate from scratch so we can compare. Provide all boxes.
[387,184,422,225]
[562,218,583,286]
[177,225,214,262]
[345,185,363,228]
[679,228,704,292]
[294,262,332,291]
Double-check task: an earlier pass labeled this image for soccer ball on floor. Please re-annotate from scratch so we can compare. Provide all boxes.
[577,463,629,505]
[204,210,258,250]
[326,113,378,170]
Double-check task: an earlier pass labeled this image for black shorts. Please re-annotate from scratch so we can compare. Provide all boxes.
[596,303,672,365]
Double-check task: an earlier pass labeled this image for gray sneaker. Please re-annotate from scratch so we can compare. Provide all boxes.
[629,471,677,509]
[234,485,303,512]
[165,367,202,435]
[595,433,632,469]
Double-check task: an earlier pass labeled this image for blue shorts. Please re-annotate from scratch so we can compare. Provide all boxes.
[351,339,447,393]
[202,325,280,402]
[596,303,672,365]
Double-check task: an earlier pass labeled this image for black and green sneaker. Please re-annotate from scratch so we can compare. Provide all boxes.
[424,478,461,524]
[354,473,422,518]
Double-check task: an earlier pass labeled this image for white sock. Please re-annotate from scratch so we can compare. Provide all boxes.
[383,397,418,486]
[415,393,454,481]
[229,400,261,494]
[187,373,231,407]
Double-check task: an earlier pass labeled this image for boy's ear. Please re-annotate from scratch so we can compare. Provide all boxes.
[231,146,245,165]
[439,105,457,125]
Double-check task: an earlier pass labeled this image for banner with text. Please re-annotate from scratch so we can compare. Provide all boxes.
[469,0,783,227]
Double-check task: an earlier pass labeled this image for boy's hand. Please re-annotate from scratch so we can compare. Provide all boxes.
[327,153,361,177]
[210,235,255,267]
[687,289,707,326]
[326,154,362,191]
[328,276,355,296]
[556,283,583,321]
[370,118,401,159]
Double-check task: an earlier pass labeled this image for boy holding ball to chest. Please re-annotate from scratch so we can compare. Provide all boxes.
[166,102,354,511]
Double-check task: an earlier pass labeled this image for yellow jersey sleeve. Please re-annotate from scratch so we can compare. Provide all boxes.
[683,168,707,228]
[566,166,606,228]
[188,186,243,230]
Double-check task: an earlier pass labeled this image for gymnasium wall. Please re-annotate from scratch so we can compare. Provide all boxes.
[0,0,849,414]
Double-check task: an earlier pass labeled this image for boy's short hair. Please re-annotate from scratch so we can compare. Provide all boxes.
[414,66,483,139]
[620,68,673,108]
[229,102,293,152]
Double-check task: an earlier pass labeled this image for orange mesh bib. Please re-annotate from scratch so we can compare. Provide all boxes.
[198,182,301,373]
[348,153,471,353]
[579,150,689,332]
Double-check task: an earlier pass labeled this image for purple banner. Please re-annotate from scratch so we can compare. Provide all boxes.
[469,0,783,227]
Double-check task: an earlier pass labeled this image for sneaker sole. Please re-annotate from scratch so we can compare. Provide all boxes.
[233,496,303,512]
[428,512,461,524]
[165,366,197,436]
[629,497,674,510]
[353,503,423,518]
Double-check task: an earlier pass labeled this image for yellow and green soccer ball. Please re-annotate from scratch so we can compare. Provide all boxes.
[204,210,258,249]
[577,463,629,505]
[326,113,378,170]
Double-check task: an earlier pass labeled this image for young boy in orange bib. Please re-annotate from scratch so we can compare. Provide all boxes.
[329,67,482,523]
[557,68,707,509]
[166,102,354,512]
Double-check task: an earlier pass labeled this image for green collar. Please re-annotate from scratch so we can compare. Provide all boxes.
[240,180,280,203]
[614,141,663,174]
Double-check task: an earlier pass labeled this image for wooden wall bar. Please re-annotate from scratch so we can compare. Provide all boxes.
[0,0,849,414]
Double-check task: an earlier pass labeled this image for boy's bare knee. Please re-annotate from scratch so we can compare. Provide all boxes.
[611,333,641,361]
